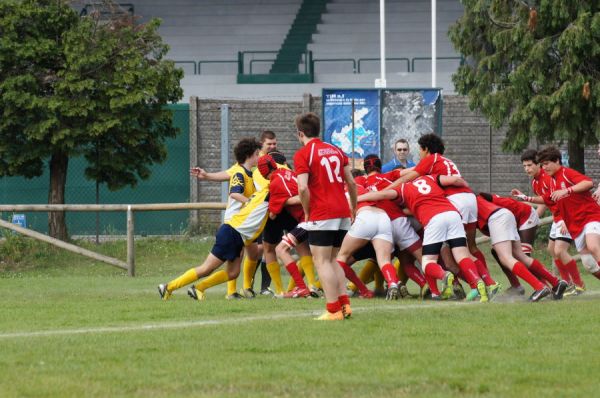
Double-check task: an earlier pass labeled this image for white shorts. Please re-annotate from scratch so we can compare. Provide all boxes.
[519,207,540,231]
[447,192,478,224]
[423,211,466,246]
[303,218,351,231]
[488,209,521,245]
[549,220,572,241]
[391,217,421,251]
[574,222,600,252]
[348,210,393,243]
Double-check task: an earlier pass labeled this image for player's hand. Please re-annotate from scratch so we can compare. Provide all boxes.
[511,189,524,198]
[190,167,207,179]
[559,220,568,235]
[592,187,600,203]
[550,189,568,201]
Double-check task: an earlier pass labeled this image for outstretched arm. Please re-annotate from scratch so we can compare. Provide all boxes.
[438,175,468,187]
[191,167,230,182]
[388,169,420,189]
[358,189,398,202]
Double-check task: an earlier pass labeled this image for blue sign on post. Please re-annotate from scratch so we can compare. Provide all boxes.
[11,214,27,229]
[323,89,380,163]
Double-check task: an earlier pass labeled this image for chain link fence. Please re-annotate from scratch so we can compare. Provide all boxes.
[0,105,191,237]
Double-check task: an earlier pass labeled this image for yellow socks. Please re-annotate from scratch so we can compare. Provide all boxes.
[394,257,408,284]
[166,268,199,292]
[227,279,237,296]
[266,261,284,294]
[242,257,259,290]
[359,259,378,285]
[195,269,229,292]
[299,256,318,287]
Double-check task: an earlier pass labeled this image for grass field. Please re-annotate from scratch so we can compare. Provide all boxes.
[1,236,600,397]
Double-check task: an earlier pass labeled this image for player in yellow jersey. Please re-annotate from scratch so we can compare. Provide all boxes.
[158,154,283,301]
[191,131,286,298]
[158,184,270,301]
[189,137,261,299]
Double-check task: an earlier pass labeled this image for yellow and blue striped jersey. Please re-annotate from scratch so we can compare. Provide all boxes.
[224,163,255,221]
[225,184,271,245]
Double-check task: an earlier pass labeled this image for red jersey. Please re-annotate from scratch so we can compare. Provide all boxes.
[268,168,304,222]
[392,175,458,227]
[363,170,405,220]
[549,167,600,237]
[531,169,561,222]
[354,175,367,186]
[488,194,532,227]
[413,153,472,196]
[475,195,502,236]
[293,138,351,221]
[356,183,376,210]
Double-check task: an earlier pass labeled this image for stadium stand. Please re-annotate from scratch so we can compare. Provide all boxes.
[84,0,463,98]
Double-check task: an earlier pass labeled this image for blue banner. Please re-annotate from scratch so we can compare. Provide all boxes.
[323,89,380,159]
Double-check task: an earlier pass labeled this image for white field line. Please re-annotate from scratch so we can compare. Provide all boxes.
[1,292,598,340]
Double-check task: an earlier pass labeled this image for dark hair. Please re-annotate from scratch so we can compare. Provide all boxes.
[295,112,320,138]
[363,154,382,173]
[417,133,445,155]
[536,146,561,164]
[259,130,276,142]
[478,192,493,202]
[234,137,261,164]
[520,149,538,163]
[394,138,409,147]
[351,168,365,178]
[269,150,287,165]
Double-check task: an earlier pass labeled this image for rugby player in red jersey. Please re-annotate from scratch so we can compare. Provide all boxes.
[360,174,488,301]
[512,149,587,294]
[293,112,357,321]
[475,195,568,301]
[479,192,540,294]
[360,155,428,295]
[257,153,318,299]
[537,146,600,282]
[336,180,398,299]
[391,133,499,293]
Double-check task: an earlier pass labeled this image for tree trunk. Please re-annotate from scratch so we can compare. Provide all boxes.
[48,152,69,240]
[568,135,585,174]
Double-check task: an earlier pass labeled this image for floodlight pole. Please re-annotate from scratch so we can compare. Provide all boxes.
[376,0,387,88]
[431,0,437,87]
[351,99,355,169]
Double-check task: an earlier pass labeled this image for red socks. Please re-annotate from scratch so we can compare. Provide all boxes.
[285,261,307,290]
[554,259,571,282]
[528,259,559,287]
[380,263,399,286]
[457,258,480,288]
[564,260,583,287]
[512,261,545,291]
[472,250,496,285]
[403,263,427,288]
[326,301,342,314]
[337,260,370,294]
[338,294,350,306]
[424,262,446,296]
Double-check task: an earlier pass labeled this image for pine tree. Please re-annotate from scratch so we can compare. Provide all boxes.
[0,0,183,239]
[449,0,599,172]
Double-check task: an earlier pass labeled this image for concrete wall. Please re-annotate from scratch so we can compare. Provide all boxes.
[189,94,600,230]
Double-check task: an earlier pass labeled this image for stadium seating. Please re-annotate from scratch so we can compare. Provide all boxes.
[92,0,463,98]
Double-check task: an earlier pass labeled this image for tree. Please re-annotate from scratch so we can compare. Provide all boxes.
[0,0,183,240]
[449,1,599,173]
